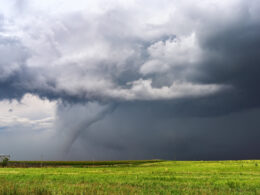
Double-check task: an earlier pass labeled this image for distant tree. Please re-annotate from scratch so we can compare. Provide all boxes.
[2,157,9,167]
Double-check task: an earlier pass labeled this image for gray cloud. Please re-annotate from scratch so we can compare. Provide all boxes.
[0,0,228,102]
[0,0,260,160]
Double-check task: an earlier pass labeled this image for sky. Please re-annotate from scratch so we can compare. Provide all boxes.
[0,0,260,160]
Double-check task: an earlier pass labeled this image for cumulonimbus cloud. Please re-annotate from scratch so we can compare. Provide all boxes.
[0,0,240,103]
[1,0,260,160]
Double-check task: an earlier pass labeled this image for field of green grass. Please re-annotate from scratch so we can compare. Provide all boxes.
[0,160,260,194]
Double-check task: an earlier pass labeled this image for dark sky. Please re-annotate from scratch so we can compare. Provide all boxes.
[0,0,260,160]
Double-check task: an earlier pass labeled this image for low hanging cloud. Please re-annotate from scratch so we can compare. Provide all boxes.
[0,0,260,160]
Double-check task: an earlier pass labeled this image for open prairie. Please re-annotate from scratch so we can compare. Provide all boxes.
[0,160,260,194]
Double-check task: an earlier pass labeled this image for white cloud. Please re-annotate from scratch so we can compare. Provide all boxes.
[105,79,225,101]
[0,94,56,130]
[140,60,170,75]
[140,33,202,75]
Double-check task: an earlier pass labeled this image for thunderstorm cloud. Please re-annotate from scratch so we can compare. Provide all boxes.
[0,0,260,160]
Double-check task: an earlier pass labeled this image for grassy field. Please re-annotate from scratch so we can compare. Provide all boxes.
[0,160,260,194]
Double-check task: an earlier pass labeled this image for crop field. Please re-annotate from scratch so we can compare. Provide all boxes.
[0,160,260,194]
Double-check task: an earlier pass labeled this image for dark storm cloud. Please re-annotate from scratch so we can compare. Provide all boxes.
[0,0,260,160]
[0,34,29,100]
[65,104,260,161]
[189,18,260,115]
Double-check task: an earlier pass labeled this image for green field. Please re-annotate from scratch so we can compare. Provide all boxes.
[0,160,260,194]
